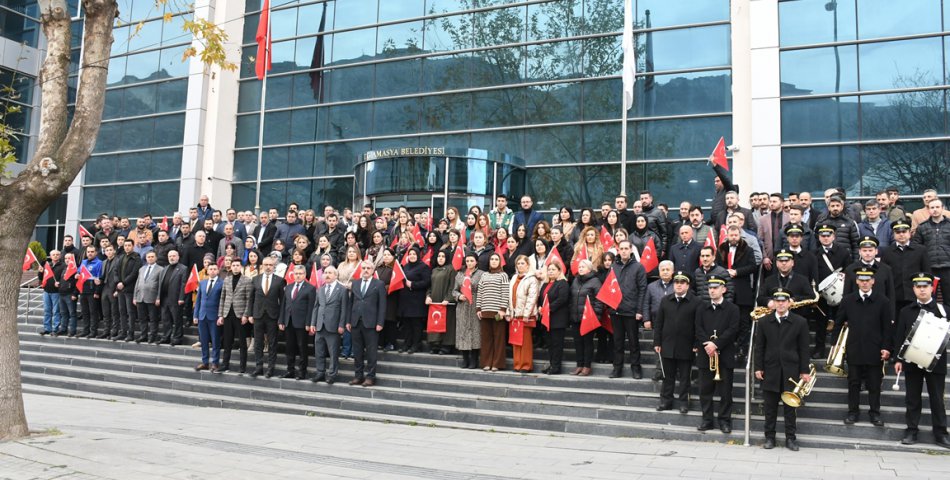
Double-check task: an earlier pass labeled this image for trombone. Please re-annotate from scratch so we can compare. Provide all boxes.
[825,325,848,377]
[709,329,721,382]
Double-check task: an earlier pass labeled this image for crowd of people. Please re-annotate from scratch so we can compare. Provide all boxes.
[29,165,950,451]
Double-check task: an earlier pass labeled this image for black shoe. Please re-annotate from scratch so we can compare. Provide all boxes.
[326,375,336,385]
[679,406,689,414]
[170,340,182,346]
[844,414,857,425]
[265,369,274,379]
[239,368,246,374]
[97,333,110,339]
[785,438,800,451]
[135,336,147,343]
[870,416,884,427]
[546,367,561,375]
[935,435,950,449]
[125,336,134,342]
[311,374,325,383]
[810,349,823,360]
[719,422,732,434]
[763,437,776,449]
[609,367,622,378]
[50,331,59,337]
[631,365,642,380]
[40,330,50,336]
[218,366,230,373]
[280,371,295,379]
[652,370,663,382]
[697,422,715,431]
[901,432,917,445]
[407,346,416,354]
[158,337,170,344]
[655,404,672,411]
[250,368,263,378]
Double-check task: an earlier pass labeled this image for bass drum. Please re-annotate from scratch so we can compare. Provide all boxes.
[898,310,950,372]
[818,272,845,306]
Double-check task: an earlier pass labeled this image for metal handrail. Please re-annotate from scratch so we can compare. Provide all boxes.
[19,277,43,323]
[743,262,765,447]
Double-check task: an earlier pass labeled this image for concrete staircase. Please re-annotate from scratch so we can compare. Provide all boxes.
[16,288,950,452]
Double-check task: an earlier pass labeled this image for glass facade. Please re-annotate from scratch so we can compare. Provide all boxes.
[779,0,950,198]
[78,0,192,219]
[0,66,35,162]
[233,0,733,212]
[0,0,39,47]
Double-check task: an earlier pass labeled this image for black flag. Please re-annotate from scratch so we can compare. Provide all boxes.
[309,2,328,101]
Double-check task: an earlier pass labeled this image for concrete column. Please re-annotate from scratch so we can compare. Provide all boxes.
[742,0,783,195]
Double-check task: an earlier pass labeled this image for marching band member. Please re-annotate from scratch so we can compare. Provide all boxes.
[694,274,739,433]
[653,271,698,413]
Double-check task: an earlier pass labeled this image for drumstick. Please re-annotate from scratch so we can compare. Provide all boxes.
[892,371,902,391]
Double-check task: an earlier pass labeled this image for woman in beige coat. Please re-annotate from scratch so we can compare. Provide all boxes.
[508,255,540,373]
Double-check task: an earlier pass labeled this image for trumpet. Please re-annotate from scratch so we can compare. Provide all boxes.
[781,363,818,408]
[825,325,848,377]
[710,329,721,382]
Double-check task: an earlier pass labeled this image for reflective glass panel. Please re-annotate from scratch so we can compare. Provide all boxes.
[150,149,182,180]
[127,19,163,53]
[298,2,335,37]
[84,156,116,185]
[527,0,583,41]
[326,140,369,175]
[636,69,732,117]
[859,37,944,91]
[781,145,860,197]
[326,103,372,140]
[327,65,374,102]
[423,14,473,52]
[263,110,292,145]
[448,158,492,195]
[373,98,422,136]
[290,108,318,143]
[153,114,185,147]
[523,126,582,166]
[149,182,180,217]
[331,28,377,64]
[526,40,583,82]
[780,45,858,96]
[473,6,526,48]
[122,83,157,116]
[861,141,950,194]
[270,4,298,41]
[470,129,524,159]
[527,164,620,209]
[636,24,730,72]
[470,46,525,87]
[636,0,729,28]
[860,90,947,141]
[422,53,470,91]
[525,82,582,124]
[582,78,621,120]
[857,0,941,39]
[377,21,424,57]
[235,114,260,148]
[582,0,623,35]
[232,149,258,182]
[422,92,471,132]
[238,80,262,113]
[642,161,714,207]
[781,96,859,143]
[158,45,190,78]
[231,183,257,212]
[261,147,290,180]
[583,35,621,77]
[375,59,422,97]
[156,79,187,112]
[583,123,620,163]
[471,88,524,128]
[333,0,378,29]
[779,0,857,47]
[629,115,733,160]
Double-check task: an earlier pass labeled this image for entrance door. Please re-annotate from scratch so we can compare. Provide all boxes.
[430,194,445,226]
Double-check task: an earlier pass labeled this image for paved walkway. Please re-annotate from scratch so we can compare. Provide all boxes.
[0,392,947,480]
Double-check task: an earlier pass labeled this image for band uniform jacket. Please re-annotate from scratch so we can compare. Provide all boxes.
[788,248,819,286]
[879,243,930,305]
[310,282,350,332]
[218,274,253,319]
[893,301,949,375]
[694,300,741,369]
[842,260,896,319]
[279,281,317,329]
[814,243,852,283]
[653,292,700,361]
[756,271,813,307]
[754,311,811,393]
[715,240,757,307]
[348,278,387,329]
[248,273,285,319]
[834,290,893,365]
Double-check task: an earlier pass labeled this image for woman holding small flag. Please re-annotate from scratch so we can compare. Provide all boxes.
[571,259,604,376]
[476,254,510,371]
[376,249,400,351]
[453,253,483,368]
[539,259,570,375]
[509,255,540,373]
[425,250,456,355]
[398,246,431,354]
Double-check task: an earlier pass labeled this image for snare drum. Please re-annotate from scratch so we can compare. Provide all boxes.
[898,310,950,372]
[818,272,845,306]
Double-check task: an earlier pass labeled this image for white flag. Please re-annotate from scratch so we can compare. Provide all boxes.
[621,0,635,111]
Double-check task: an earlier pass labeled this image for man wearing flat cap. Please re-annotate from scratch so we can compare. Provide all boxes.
[880,220,929,313]
[754,288,811,451]
[654,271,699,414]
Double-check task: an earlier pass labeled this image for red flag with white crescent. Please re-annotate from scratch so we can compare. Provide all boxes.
[63,257,77,280]
[461,273,473,303]
[596,268,622,310]
[600,226,614,251]
[308,267,321,288]
[78,224,93,239]
[23,248,38,271]
[76,265,92,294]
[185,264,200,293]
[159,216,168,232]
[508,319,524,346]
[640,237,658,273]
[41,262,54,287]
[708,136,729,170]
[255,0,272,80]
[389,261,406,294]
[579,297,599,336]
[571,245,587,276]
[704,228,717,254]
[426,304,447,333]
[545,247,563,268]
[452,246,465,270]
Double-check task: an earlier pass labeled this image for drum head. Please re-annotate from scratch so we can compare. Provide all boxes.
[899,311,950,372]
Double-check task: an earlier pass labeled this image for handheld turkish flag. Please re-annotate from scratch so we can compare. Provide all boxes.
[351,264,362,281]
[718,224,728,246]
[78,224,93,239]
[571,245,587,276]
[708,136,728,171]
[63,257,77,280]
[421,247,433,267]
[935,276,941,294]
[76,265,92,294]
[308,267,321,288]
[389,261,406,293]
[458,228,466,246]
[579,297,599,335]
[159,216,168,232]
[425,208,433,231]
[704,228,717,254]
[508,319,524,346]
[400,250,410,266]
[545,247,563,268]
[411,223,425,247]
[285,265,297,284]
[427,304,447,333]
[255,0,272,80]
[185,264,200,294]
[600,311,614,334]
[452,246,465,270]
[640,237,659,272]
[389,233,399,249]
[22,248,38,271]
[600,226,615,251]
[540,295,551,330]
[596,268,622,310]
[461,273,473,303]
[41,262,54,287]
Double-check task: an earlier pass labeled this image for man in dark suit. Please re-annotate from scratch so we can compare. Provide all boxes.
[279,264,317,380]
[157,249,188,345]
[115,240,141,341]
[893,273,950,449]
[668,225,702,274]
[511,195,545,236]
[99,244,120,339]
[879,220,929,313]
[347,261,387,387]
[695,275,740,433]
[754,288,812,451]
[252,211,277,255]
[653,271,699,414]
[834,266,893,426]
[193,263,223,373]
[716,226,757,360]
[309,266,349,384]
[247,255,285,378]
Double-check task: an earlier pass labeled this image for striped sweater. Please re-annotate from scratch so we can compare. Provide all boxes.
[476,272,510,314]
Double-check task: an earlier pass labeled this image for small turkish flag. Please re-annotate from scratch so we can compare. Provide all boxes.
[159,216,168,232]
[389,234,399,249]
[411,223,425,247]
[600,226,615,251]
[23,248,38,271]
[185,264,200,293]
[545,247,563,268]
[78,224,93,239]
[452,246,465,270]
[704,228,717,255]
[571,245,587,276]
[421,248,433,267]
[63,257,77,280]
[459,228,466,246]
[579,297,599,335]
[76,265,93,294]
[461,273,473,303]
[285,265,298,284]
[596,269,622,310]
[427,304,447,333]
[540,296,551,330]
[308,267,321,288]
[708,136,728,170]
[640,237,658,273]
[508,319,524,346]
[400,250,410,266]
[389,261,406,294]
[600,311,614,334]
[41,262,54,287]
[351,264,362,281]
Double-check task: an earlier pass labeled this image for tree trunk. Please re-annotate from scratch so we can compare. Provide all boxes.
[0,0,117,441]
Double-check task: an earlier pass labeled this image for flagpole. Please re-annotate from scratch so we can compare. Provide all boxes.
[620,99,628,197]
[254,2,271,215]
[619,0,635,197]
